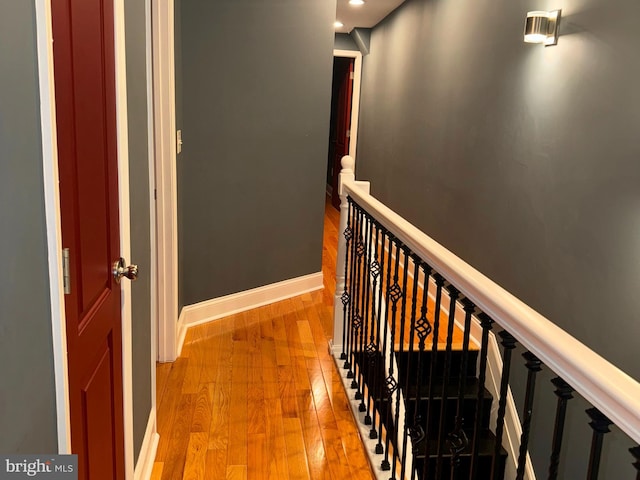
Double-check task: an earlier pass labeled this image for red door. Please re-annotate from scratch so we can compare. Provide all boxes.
[331,58,354,209]
[52,1,125,479]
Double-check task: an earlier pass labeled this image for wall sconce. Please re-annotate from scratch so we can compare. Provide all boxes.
[524,10,561,46]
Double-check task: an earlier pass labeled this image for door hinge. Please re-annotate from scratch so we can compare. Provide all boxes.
[349,71,355,80]
[62,248,71,295]
[346,130,351,138]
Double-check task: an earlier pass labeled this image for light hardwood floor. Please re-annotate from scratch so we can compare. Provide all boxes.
[153,199,375,480]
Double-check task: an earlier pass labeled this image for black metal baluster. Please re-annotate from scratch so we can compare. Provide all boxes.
[400,256,421,480]
[449,299,474,480]
[470,313,494,480]
[390,247,410,480]
[368,221,384,441]
[630,446,640,480]
[491,330,516,480]
[382,239,403,473]
[585,407,613,480]
[360,212,375,424]
[349,205,365,383]
[435,284,460,479]
[351,207,366,396]
[516,352,543,480]
[377,231,395,464]
[547,377,574,480]
[421,273,446,480]
[344,199,357,373]
[340,199,354,361]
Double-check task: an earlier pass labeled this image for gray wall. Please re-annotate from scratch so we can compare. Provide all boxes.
[124,0,152,463]
[0,1,58,453]
[335,33,359,51]
[357,0,640,476]
[178,0,336,306]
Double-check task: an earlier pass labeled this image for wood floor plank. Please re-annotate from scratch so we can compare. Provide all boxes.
[282,417,311,480]
[225,465,247,480]
[190,383,212,433]
[182,432,208,480]
[264,398,289,480]
[156,357,189,462]
[161,393,196,480]
[156,362,172,406]
[247,433,268,480]
[150,462,163,480]
[205,449,227,480]
[227,314,248,466]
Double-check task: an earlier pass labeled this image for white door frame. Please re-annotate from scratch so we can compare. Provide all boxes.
[35,0,137,476]
[333,49,363,168]
[152,0,179,363]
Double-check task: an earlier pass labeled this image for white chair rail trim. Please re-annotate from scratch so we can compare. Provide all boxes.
[341,176,640,445]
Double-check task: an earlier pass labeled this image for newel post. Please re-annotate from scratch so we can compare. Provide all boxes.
[332,155,355,357]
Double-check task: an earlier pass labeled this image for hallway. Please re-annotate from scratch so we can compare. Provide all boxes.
[152,200,375,479]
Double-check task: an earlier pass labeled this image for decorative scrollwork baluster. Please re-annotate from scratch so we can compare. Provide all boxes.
[340,199,354,362]
[399,255,421,480]
[381,238,403,473]
[390,247,410,480]
[344,199,356,372]
[359,213,375,424]
[367,221,384,440]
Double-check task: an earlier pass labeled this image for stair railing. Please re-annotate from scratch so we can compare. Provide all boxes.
[331,156,640,480]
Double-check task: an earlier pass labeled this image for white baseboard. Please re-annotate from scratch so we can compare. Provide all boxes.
[134,410,159,480]
[176,272,324,356]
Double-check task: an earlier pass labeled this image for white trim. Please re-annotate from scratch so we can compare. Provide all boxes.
[176,272,324,356]
[333,49,363,169]
[113,0,135,477]
[133,411,160,480]
[144,0,159,451]
[342,177,640,444]
[152,0,179,363]
[35,0,72,455]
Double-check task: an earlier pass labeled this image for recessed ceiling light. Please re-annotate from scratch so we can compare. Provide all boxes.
[334,21,344,28]
[349,0,365,5]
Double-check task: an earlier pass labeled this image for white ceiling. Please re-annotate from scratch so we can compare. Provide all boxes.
[335,0,405,34]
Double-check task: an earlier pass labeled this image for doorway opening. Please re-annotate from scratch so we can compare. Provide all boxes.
[327,50,362,210]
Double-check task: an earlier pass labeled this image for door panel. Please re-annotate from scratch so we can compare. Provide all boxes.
[52,0,125,478]
[82,341,116,479]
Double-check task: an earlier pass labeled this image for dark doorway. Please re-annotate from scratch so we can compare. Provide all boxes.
[327,56,355,210]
